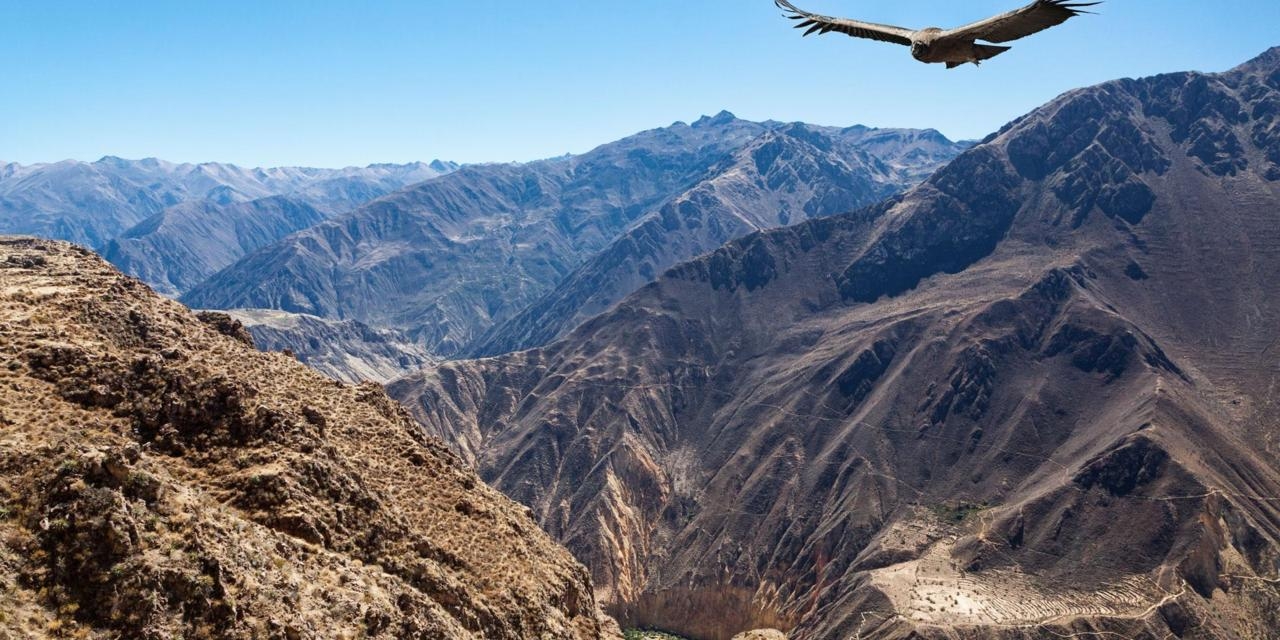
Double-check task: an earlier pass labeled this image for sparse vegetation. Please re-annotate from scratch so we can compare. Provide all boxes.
[0,239,615,640]
[624,630,690,640]
[930,502,989,524]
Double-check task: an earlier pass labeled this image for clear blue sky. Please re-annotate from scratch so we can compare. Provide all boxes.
[2,1,1277,168]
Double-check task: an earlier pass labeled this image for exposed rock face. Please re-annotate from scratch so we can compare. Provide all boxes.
[389,49,1280,639]
[182,115,966,357]
[470,123,967,356]
[0,237,618,640]
[195,310,257,347]
[102,197,328,297]
[0,157,454,250]
[228,308,437,384]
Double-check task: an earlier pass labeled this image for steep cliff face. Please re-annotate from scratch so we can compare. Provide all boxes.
[470,123,967,357]
[0,238,618,640]
[182,115,965,358]
[389,49,1280,639]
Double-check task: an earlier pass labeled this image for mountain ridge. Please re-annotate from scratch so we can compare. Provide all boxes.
[0,157,456,250]
[468,119,976,357]
[228,308,438,384]
[182,115,967,359]
[102,196,329,297]
[469,121,967,356]
[179,115,781,355]
[389,48,1280,639]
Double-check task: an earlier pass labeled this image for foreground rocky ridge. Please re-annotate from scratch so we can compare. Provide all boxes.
[390,49,1280,638]
[0,238,618,639]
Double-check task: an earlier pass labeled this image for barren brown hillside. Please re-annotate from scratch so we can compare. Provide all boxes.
[0,237,619,639]
[390,49,1280,638]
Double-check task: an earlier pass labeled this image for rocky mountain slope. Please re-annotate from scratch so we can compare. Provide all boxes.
[389,48,1280,639]
[182,114,966,357]
[102,197,328,297]
[0,157,455,250]
[471,124,965,356]
[228,309,437,384]
[0,237,618,639]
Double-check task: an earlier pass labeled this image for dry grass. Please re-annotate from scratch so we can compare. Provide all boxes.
[0,238,620,640]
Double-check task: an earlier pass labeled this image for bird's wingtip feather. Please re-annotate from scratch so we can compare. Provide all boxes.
[1044,0,1103,15]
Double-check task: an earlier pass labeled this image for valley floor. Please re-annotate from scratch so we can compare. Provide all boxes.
[625,630,692,640]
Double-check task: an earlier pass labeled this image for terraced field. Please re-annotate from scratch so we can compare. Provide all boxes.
[871,536,1165,626]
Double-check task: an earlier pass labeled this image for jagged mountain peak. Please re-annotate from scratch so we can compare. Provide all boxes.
[676,52,1277,309]
[763,121,837,151]
[692,110,740,128]
[428,159,459,173]
[95,154,133,167]
[1232,44,1280,73]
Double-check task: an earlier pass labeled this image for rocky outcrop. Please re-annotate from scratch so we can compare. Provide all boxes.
[389,49,1280,639]
[0,237,618,640]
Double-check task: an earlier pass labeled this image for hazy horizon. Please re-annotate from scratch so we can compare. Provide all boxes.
[5,1,1279,168]
[1,110,955,169]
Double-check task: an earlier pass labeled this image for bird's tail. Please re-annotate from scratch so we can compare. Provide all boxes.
[974,44,1011,62]
[953,44,1012,69]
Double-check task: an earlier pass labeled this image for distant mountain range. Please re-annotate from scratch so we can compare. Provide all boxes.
[389,48,1280,638]
[0,157,456,250]
[469,124,965,356]
[101,197,329,297]
[182,113,968,358]
[4,115,963,383]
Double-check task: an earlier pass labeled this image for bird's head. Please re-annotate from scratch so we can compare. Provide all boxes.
[911,29,941,59]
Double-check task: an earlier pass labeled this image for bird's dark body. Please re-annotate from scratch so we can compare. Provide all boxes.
[775,0,1098,69]
[910,28,1011,66]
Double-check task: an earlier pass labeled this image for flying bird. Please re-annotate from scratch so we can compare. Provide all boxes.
[774,0,1100,68]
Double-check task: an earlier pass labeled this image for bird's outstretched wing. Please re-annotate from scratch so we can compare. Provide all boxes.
[774,0,914,46]
[944,0,1100,44]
